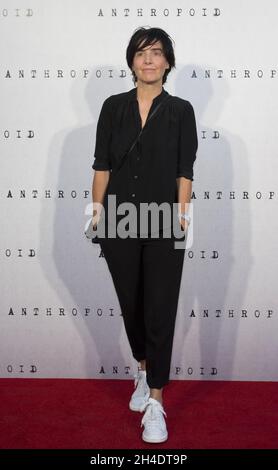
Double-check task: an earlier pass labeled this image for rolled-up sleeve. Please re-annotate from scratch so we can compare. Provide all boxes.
[92,97,112,171]
[176,101,198,181]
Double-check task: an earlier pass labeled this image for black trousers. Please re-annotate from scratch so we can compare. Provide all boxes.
[99,231,186,389]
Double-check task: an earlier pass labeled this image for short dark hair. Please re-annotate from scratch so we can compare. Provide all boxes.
[126,26,176,85]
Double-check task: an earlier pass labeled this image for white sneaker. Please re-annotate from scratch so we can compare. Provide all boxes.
[141,397,168,443]
[129,370,150,412]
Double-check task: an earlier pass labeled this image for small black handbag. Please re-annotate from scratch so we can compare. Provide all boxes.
[85,94,171,243]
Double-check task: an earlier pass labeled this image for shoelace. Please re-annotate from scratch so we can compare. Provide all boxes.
[141,400,167,428]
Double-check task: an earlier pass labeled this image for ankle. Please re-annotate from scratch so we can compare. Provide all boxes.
[140,361,146,371]
[150,385,163,404]
[150,395,163,406]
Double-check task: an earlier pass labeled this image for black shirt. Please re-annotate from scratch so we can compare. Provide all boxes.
[92,86,198,237]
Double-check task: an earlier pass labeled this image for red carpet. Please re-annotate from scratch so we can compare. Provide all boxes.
[0,378,277,449]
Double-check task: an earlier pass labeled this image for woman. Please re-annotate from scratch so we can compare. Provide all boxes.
[91,26,198,443]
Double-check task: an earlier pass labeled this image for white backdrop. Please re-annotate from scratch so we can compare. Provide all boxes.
[1,0,278,381]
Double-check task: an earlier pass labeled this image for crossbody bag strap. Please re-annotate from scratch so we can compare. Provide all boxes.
[114,94,171,174]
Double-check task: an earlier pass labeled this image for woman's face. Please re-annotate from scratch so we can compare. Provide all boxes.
[132,40,169,86]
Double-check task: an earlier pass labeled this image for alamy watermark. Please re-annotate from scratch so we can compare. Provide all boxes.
[84,196,193,250]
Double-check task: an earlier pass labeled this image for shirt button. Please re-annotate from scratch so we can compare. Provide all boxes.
[131,193,136,197]
[137,157,140,161]
[134,175,138,179]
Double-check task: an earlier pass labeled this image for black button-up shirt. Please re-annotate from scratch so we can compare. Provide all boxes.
[92,86,198,236]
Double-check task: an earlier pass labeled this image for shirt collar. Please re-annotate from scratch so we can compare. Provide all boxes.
[129,86,168,104]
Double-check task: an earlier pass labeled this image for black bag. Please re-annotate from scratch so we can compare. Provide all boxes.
[86,94,171,243]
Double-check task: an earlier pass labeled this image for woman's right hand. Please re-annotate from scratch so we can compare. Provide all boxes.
[92,210,102,230]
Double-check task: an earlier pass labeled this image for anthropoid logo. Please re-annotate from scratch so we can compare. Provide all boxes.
[97,365,218,378]
[1,129,35,140]
[0,8,33,18]
[8,306,122,318]
[4,364,38,375]
[96,6,221,18]
[1,249,36,259]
